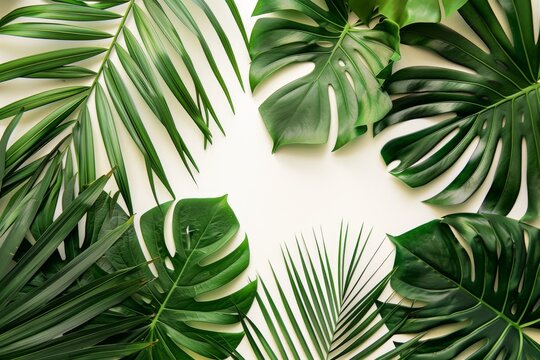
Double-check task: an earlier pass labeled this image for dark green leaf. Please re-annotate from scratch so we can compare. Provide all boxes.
[119,196,257,359]
[95,83,133,214]
[0,173,110,307]
[376,0,540,220]
[386,213,540,359]
[0,87,89,121]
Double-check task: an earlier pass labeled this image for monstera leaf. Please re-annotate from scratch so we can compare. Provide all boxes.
[383,213,540,359]
[250,0,400,151]
[237,225,416,359]
[375,0,540,220]
[112,196,257,359]
[349,0,468,26]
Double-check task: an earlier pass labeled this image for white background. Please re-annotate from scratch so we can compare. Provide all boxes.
[1,0,540,358]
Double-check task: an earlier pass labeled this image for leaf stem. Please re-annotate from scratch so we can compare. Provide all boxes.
[87,0,135,99]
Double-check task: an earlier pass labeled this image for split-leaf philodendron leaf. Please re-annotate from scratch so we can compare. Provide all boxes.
[349,0,468,26]
[250,0,400,151]
[110,196,257,359]
[384,213,540,359]
[375,0,540,220]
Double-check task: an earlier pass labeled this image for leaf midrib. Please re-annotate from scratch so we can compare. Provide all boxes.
[314,22,351,83]
[148,210,219,333]
[86,0,135,103]
[403,245,521,329]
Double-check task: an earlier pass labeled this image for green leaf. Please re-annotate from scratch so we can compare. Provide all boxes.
[0,87,89,121]
[348,0,467,25]
[95,83,133,214]
[0,270,145,356]
[103,61,173,198]
[25,66,96,79]
[161,0,239,108]
[73,106,96,188]
[250,0,400,151]
[133,5,211,139]
[0,4,120,27]
[120,196,257,359]
[0,23,112,41]
[375,0,540,220]
[240,224,414,359]
[142,0,223,134]
[5,96,84,174]
[0,111,24,188]
[0,173,110,307]
[348,0,378,24]
[379,0,467,26]
[116,34,198,177]
[0,47,105,83]
[0,156,60,276]
[0,217,135,328]
[385,213,540,359]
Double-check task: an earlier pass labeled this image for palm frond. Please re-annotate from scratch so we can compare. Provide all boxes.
[241,224,416,359]
[0,0,246,213]
[0,165,151,359]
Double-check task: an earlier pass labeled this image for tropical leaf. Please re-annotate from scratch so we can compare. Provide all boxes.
[349,0,468,26]
[239,225,417,359]
[374,0,540,220]
[0,169,151,359]
[250,0,400,151]
[0,0,247,212]
[382,213,540,359]
[107,196,257,359]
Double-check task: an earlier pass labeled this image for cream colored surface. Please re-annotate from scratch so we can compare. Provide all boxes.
[1,0,539,358]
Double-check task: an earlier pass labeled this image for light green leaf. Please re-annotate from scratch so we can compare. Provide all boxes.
[0,22,112,41]
[0,4,120,26]
[241,225,414,359]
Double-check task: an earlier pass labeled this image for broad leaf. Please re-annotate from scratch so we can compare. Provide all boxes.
[349,0,468,26]
[384,213,540,359]
[375,0,540,220]
[240,225,416,359]
[113,196,257,359]
[250,0,400,151]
